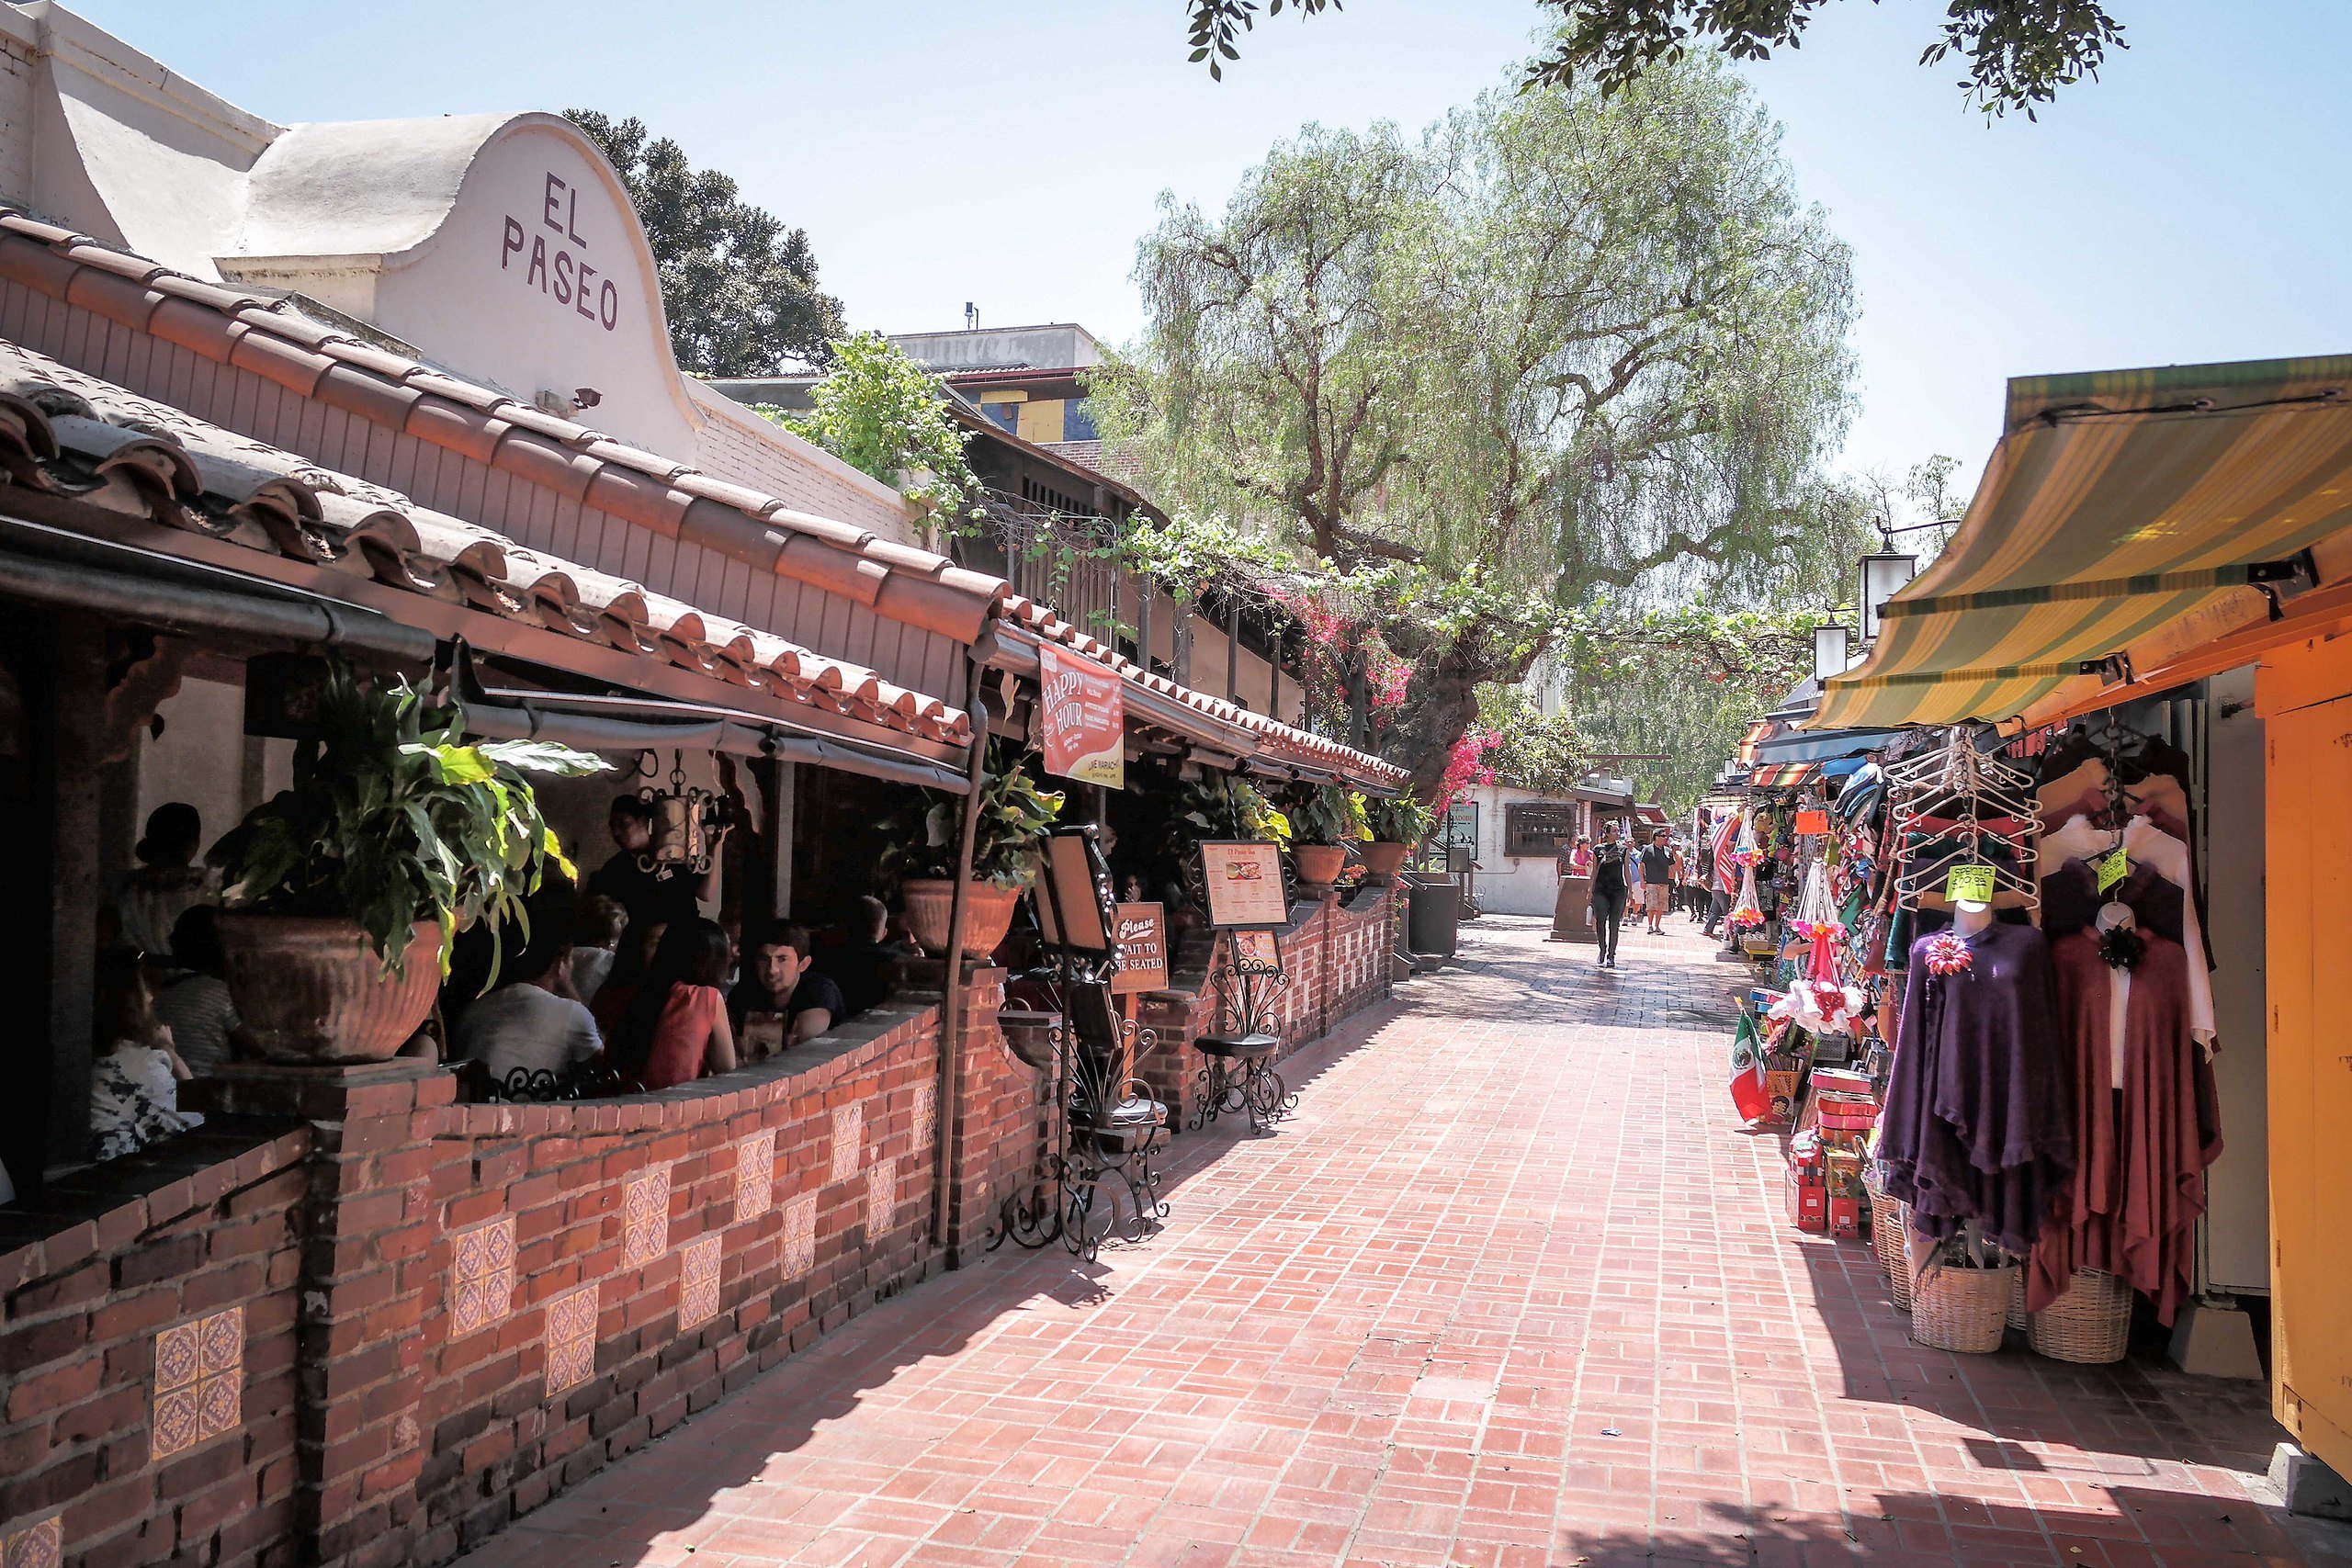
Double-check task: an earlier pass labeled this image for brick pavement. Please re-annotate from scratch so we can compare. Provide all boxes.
[457,916,2338,1568]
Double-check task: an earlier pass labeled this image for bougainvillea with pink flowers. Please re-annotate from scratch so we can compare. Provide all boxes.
[1435,726,1501,811]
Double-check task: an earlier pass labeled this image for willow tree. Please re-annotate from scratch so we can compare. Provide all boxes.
[1108,48,1855,796]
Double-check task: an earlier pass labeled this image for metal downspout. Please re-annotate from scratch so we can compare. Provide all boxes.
[931,660,993,1269]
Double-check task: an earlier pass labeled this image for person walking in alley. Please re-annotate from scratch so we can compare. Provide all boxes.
[1639,829,1678,935]
[1589,824,1630,967]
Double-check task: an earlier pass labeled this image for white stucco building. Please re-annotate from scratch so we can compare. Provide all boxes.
[0,1,911,541]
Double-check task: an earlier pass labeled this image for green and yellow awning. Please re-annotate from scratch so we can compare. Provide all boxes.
[1811,355,2352,731]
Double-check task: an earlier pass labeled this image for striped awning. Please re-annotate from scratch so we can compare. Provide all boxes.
[1749,761,1819,788]
[1811,355,2352,730]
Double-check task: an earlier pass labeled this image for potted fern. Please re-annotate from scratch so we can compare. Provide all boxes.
[1361,790,1434,882]
[1284,784,1367,888]
[207,659,609,1063]
[887,740,1064,958]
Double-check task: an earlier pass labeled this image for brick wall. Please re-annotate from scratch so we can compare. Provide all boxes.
[405,999,944,1563]
[0,1122,311,1568]
[1137,886,1396,1128]
[0,923,1395,1568]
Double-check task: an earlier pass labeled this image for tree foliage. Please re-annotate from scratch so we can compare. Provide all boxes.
[566,110,846,375]
[1180,0,2126,117]
[758,333,988,529]
[1103,48,1855,797]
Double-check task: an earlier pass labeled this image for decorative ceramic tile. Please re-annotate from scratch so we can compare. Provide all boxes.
[622,1164,672,1269]
[678,1234,722,1332]
[735,1129,775,1224]
[0,1514,62,1568]
[829,1103,864,1183]
[151,1305,240,1461]
[911,1082,937,1156]
[543,1283,600,1397]
[865,1159,895,1238]
[782,1193,818,1279]
[448,1214,515,1336]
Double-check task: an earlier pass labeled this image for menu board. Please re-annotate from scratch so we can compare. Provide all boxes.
[1231,930,1283,975]
[1199,840,1288,929]
[1037,642,1125,788]
[1108,903,1169,995]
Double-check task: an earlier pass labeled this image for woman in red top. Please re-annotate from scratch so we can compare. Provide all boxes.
[612,919,737,1090]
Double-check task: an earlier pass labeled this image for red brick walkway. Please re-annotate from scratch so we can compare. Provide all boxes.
[459,917,2334,1568]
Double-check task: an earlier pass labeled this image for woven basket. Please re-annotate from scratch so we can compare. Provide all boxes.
[2006,1267,2030,1332]
[1906,1235,2013,1354]
[1882,1201,1915,1312]
[2029,1269,2132,1364]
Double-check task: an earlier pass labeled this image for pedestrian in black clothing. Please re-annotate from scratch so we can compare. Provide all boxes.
[1589,825,1630,967]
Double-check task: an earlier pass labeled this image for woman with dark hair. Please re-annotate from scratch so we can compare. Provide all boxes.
[90,949,201,1161]
[611,918,737,1091]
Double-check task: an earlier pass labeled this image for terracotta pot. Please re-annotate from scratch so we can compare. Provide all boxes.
[1359,840,1410,881]
[217,916,442,1064]
[901,878,1023,959]
[1292,843,1348,887]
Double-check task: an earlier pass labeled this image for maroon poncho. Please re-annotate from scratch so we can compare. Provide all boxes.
[1882,921,2076,1259]
[2027,931,2222,1323]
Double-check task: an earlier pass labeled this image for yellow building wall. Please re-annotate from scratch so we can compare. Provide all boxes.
[2256,633,2352,1482]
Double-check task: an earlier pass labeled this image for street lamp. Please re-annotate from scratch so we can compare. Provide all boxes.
[1812,623,1851,682]
[1858,552,1919,641]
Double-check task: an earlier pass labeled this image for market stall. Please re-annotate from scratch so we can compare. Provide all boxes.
[1737,353,2352,1507]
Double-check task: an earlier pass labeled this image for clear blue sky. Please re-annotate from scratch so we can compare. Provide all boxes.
[71,0,2352,493]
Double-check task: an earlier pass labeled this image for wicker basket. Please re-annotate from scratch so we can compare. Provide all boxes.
[2006,1267,2030,1332]
[1906,1234,2014,1354]
[1881,1201,1915,1311]
[2028,1269,2132,1364]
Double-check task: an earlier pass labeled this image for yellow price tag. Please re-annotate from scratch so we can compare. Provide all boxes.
[1945,864,1996,904]
[2093,846,2130,893]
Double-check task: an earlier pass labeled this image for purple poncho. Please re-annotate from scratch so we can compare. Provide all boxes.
[1881,920,2075,1258]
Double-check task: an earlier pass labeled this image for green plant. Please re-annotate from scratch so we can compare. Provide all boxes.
[760,332,988,531]
[883,740,1065,890]
[208,660,611,980]
[1283,784,1368,848]
[1175,772,1290,852]
[1363,790,1435,844]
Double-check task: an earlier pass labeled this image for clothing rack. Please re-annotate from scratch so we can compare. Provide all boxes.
[1887,727,2041,914]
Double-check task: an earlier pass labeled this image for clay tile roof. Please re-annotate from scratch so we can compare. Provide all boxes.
[0,208,1009,649]
[0,335,970,750]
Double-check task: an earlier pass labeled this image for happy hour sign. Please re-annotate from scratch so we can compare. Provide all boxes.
[1038,643,1125,788]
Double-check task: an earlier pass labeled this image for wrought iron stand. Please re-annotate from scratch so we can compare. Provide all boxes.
[990,827,1170,1261]
[1191,961,1298,1136]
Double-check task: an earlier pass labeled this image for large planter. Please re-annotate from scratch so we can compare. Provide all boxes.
[1358,840,1410,882]
[217,915,442,1065]
[902,878,1022,959]
[1292,844,1348,888]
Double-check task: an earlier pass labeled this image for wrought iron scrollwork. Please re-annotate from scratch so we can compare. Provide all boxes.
[989,1004,1170,1261]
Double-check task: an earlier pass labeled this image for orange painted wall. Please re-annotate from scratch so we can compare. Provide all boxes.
[2255,633,2352,1481]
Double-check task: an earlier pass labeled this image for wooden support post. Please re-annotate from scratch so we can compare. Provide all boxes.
[1171,602,1193,687]
[930,665,991,1263]
[763,759,797,920]
[42,615,106,1173]
[1225,592,1240,704]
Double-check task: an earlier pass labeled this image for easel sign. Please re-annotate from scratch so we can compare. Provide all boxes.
[1198,840,1288,931]
[1230,929,1283,976]
[1108,903,1169,996]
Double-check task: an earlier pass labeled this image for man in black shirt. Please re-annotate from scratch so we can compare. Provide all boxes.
[1639,830,1678,935]
[728,921,842,1059]
[585,795,727,931]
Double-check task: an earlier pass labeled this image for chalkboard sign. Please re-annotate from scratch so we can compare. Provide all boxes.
[1503,801,1581,858]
